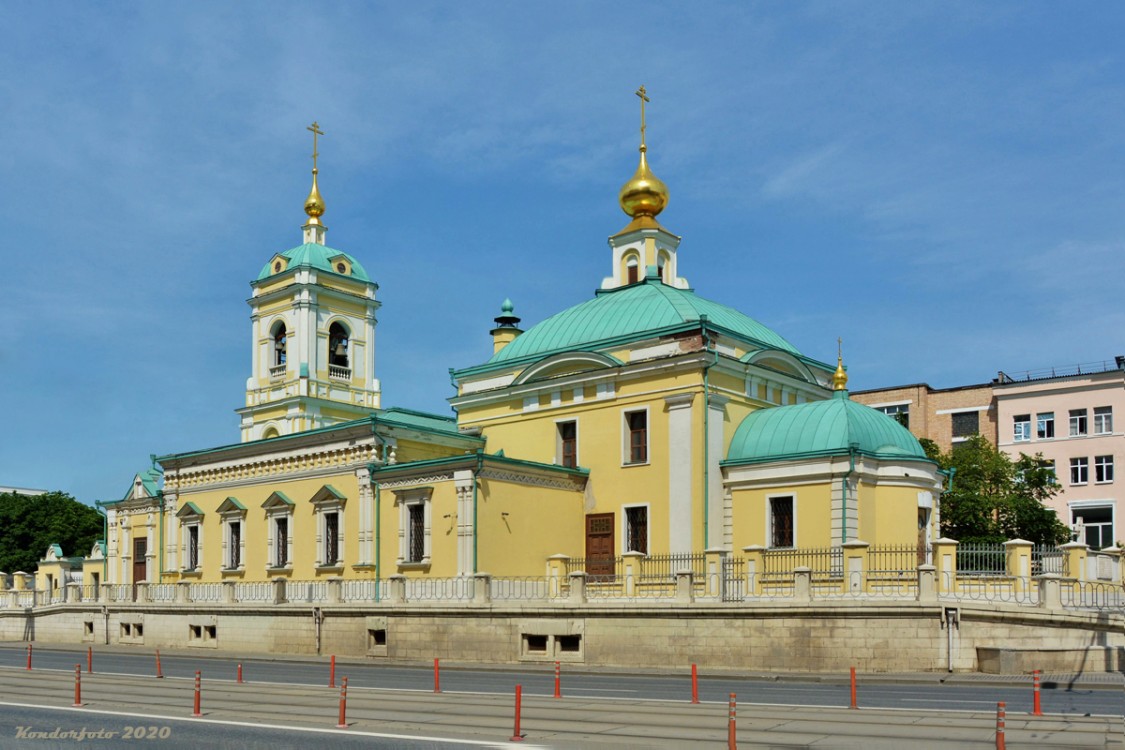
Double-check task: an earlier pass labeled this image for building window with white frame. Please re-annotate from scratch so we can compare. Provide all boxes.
[1013,414,1031,442]
[274,517,289,567]
[625,506,648,554]
[624,410,648,464]
[395,489,431,567]
[1093,406,1113,434]
[769,496,795,548]
[876,404,909,428]
[310,485,346,569]
[557,420,578,468]
[261,492,295,569]
[1070,457,1089,485]
[1036,412,1054,439]
[1095,455,1114,484]
[217,497,247,571]
[1069,409,1088,437]
[175,503,204,573]
[228,521,242,569]
[1072,505,1113,549]
[185,525,200,570]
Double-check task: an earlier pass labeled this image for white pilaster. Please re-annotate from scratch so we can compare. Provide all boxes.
[665,393,695,555]
[706,395,729,549]
[454,470,475,576]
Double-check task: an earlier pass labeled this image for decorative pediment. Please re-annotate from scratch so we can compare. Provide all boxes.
[216,496,247,515]
[742,349,818,384]
[267,253,290,276]
[261,491,295,510]
[511,352,622,386]
[44,544,64,561]
[176,502,204,519]
[309,485,346,506]
[327,254,352,276]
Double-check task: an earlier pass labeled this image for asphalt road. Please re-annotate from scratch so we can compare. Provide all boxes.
[0,645,1120,717]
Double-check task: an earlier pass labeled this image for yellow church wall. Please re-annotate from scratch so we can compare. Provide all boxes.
[860,484,926,547]
[474,479,585,576]
[372,480,461,579]
[730,482,836,549]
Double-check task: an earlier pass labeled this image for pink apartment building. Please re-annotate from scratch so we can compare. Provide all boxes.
[994,358,1125,549]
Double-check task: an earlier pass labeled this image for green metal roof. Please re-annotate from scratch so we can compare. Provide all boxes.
[256,243,371,283]
[121,467,162,502]
[487,278,800,365]
[724,390,930,464]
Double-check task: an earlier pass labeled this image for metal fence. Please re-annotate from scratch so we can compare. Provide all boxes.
[761,547,843,582]
[956,543,1007,576]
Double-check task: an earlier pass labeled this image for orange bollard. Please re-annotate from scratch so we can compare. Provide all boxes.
[87,646,92,674]
[237,663,243,684]
[73,664,82,707]
[554,661,561,699]
[691,663,699,704]
[850,666,857,709]
[192,671,202,717]
[336,676,348,728]
[329,655,336,688]
[25,644,31,670]
[434,658,441,693]
[1032,670,1042,716]
[510,684,524,742]
[155,650,163,679]
[996,701,1006,750]
[727,692,737,750]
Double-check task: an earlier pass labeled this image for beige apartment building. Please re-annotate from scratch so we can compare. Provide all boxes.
[994,359,1125,549]
[850,382,997,454]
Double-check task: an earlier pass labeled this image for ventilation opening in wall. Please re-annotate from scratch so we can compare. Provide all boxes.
[369,629,387,647]
[135,624,144,638]
[204,625,216,641]
[557,634,581,653]
[121,624,132,637]
[84,622,94,638]
[524,634,548,654]
[189,625,202,641]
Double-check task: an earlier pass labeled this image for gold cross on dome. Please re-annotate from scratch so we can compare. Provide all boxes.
[635,86,650,148]
[307,121,324,171]
[837,337,843,360]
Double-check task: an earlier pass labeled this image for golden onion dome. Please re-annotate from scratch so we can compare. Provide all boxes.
[618,145,669,219]
[304,168,325,223]
[832,355,848,391]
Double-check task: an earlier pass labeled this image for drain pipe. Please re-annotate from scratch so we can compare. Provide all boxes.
[842,444,858,544]
[473,450,484,574]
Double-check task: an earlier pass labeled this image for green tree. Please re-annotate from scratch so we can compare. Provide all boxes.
[0,492,103,572]
[935,435,1070,546]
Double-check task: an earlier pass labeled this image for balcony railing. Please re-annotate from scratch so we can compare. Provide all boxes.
[328,365,351,381]
[269,364,286,380]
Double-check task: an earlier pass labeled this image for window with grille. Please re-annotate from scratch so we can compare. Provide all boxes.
[408,504,425,563]
[324,512,339,564]
[229,521,241,569]
[625,506,648,554]
[187,526,199,570]
[275,518,289,567]
[770,496,794,548]
[951,411,979,438]
[626,411,648,464]
[558,421,577,468]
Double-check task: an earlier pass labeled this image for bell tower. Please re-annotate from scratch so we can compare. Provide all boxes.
[238,123,382,442]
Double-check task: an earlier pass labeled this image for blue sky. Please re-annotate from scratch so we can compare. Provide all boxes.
[2,2,1123,503]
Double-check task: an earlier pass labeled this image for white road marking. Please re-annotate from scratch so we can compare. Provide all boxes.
[0,700,540,748]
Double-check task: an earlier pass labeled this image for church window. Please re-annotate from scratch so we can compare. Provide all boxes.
[557,421,578,468]
[769,496,794,548]
[273,261,282,273]
[272,322,287,366]
[218,497,246,571]
[227,521,241,569]
[329,322,350,369]
[396,489,431,567]
[408,506,424,562]
[625,255,639,285]
[310,485,346,568]
[624,410,648,465]
[324,512,339,564]
[336,262,346,273]
[274,517,290,567]
[625,506,648,554]
[186,526,200,570]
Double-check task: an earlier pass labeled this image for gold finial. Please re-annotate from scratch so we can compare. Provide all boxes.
[832,337,849,391]
[618,85,669,222]
[304,121,326,224]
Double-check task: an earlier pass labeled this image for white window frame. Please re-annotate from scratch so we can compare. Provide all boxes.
[622,503,650,555]
[876,404,910,429]
[1070,501,1115,550]
[1095,455,1114,484]
[1070,457,1089,486]
[622,407,650,466]
[182,521,202,572]
[262,492,295,570]
[310,485,347,569]
[1093,406,1113,435]
[1069,408,1088,437]
[767,494,796,549]
[395,488,432,568]
[216,497,246,572]
[1036,412,1055,440]
[1013,414,1031,442]
[556,418,579,469]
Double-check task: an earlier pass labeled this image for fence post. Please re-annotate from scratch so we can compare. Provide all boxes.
[841,540,869,595]
[1100,545,1124,584]
[1036,574,1061,610]
[387,575,406,604]
[742,546,764,597]
[176,581,191,604]
[327,577,343,604]
[472,573,492,604]
[622,552,644,596]
[100,583,114,603]
[704,548,727,598]
[67,582,82,603]
[675,570,695,603]
[568,572,587,605]
[272,577,288,605]
[546,554,570,598]
[1060,541,1088,582]
[932,538,960,594]
[793,567,812,602]
[222,580,236,604]
[135,582,150,604]
[1003,539,1033,595]
[917,564,937,603]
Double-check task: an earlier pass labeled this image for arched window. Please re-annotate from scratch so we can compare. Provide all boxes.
[271,322,287,366]
[657,251,669,283]
[329,322,350,368]
[626,256,639,285]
